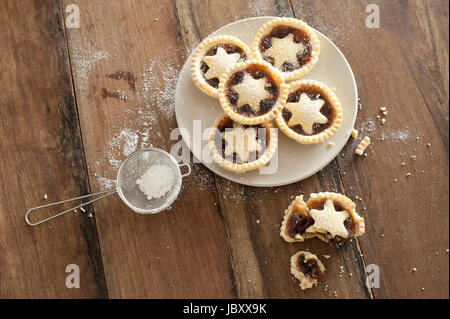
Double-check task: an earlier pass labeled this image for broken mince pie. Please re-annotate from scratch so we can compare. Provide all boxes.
[291,251,325,290]
[252,17,320,81]
[218,59,288,125]
[208,114,277,173]
[281,192,365,245]
[276,80,343,144]
[191,35,250,98]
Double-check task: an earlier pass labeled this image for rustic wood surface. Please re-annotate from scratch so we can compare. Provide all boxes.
[0,0,448,298]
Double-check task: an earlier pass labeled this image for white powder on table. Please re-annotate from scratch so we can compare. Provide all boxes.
[136,164,175,200]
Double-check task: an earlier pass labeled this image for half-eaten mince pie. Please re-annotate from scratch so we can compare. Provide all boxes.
[252,18,320,81]
[280,192,365,245]
[208,114,278,173]
[291,251,325,290]
[218,59,288,125]
[276,80,343,144]
[191,35,251,98]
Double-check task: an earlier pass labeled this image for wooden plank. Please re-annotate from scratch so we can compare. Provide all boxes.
[290,0,449,298]
[61,0,235,297]
[0,0,107,298]
[175,0,371,298]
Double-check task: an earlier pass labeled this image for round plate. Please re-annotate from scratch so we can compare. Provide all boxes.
[175,17,357,187]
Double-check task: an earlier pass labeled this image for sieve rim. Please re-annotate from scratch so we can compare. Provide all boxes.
[116,148,182,214]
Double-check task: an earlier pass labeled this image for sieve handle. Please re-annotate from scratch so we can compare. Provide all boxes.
[179,163,191,178]
[25,189,117,226]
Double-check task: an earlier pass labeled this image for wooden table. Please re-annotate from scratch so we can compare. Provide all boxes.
[0,0,448,299]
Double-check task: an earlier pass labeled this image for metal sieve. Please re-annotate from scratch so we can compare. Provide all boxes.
[25,148,191,226]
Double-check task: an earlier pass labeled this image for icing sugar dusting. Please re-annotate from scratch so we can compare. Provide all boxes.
[246,0,270,16]
[109,129,139,157]
[139,57,182,120]
[71,43,110,90]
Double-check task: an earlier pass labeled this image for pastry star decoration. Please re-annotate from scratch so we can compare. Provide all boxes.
[232,73,272,113]
[286,93,327,135]
[264,33,306,68]
[223,124,262,163]
[306,200,350,238]
[202,47,241,80]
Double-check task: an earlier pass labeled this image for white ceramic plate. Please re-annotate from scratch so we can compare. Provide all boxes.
[175,17,357,187]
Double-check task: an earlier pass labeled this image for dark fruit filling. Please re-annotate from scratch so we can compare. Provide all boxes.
[213,117,269,164]
[282,87,335,135]
[287,207,314,238]
[225,66,279,117]
[327,218,355,245]
[298,254,324,279]
[201,44,247,88]
[259,26,312,72]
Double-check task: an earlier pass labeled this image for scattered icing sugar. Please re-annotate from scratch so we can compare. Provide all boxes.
[378,129,410,142]
[139,57,182,120]
[136,164,175,200]
[71,43,110,91]
[96,176,116,190]
[108,128,139,157]
[246,0,272,17]
[292,2,354,46]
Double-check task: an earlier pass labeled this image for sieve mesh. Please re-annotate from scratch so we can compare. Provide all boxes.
[116,148,182,214]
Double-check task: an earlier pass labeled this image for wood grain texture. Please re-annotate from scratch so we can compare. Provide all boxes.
[174,0,371,298]
[61,0,235,298]
[0,0,107,298]
[0,0,447,299]
[290,0,449,298]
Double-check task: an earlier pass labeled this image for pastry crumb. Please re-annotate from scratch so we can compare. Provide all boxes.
[406,172,411,177]
[380,106,387,112]
[80,207,86,213]
[355,136,371,155]
[381,118,386,125]
[328,141,334,147]
[427,143,431,147]
[256,219,260,224]
[351,129,358,139]
[322,255,331,259]
[411,267,417,272]
[44,194,48,199]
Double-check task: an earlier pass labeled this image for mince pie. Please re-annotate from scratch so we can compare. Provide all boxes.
[218,59,288,125]
[252,18,320,81]
[281,192,365,245]
[208,114,277,173]
[291,251,325,290]
[191,35,251,97]
[276,80,343,144]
